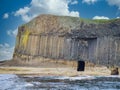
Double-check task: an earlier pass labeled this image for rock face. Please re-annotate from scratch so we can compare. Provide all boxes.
[13,14,120,67]
[111,68,119,75]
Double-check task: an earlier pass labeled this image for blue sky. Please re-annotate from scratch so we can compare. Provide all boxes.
[0,0,120,61]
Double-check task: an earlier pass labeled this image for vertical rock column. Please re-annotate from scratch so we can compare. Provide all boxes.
[34,35,39,56]
[43,35,48,57]
[64,38,72,59]
[88,39,97,63]
[62,37,65,59]
[115,38,120,66]
[46,35,50,57]
[39,35,43,56]
[96,37,109,65]
[26,35,31,55]
[37,35,41,56]
[52,36,58,58]
[39,35,42,56]
[13,34,21,58]
[56,36,61,59]
[108,37,119,66]
[75,39,79,59]
[71,39,75,59]
[28,35,38,56]
[49,36,53,58]
[14,35,20,54]
[19,35,24,54]
[71,39,79,60]
[28,35,32,56]
[59,37,64,59]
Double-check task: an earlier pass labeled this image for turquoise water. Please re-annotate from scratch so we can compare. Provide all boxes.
[0,74,120,90]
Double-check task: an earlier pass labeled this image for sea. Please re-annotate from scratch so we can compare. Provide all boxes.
[0,74,120,90]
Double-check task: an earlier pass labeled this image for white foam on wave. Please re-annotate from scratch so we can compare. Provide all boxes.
[69,76,96,81]
[26,75,96,81]
[21,75,120,81]
[0,74,17,80]
[55,75,96,81]
[55,76,69,80]
[97,75,120,78]
[0,74,18,90]
[24,83,34,87]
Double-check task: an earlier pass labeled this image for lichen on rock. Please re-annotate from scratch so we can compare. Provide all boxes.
[21,29,30,47]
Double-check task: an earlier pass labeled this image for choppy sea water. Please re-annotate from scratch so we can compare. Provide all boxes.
[0,74,120,90]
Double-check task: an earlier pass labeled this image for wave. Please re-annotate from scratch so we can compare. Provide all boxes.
[97,75,120,78]
[0,74,120,90]
[0,74,17,80]
[55,75,96,81]
[22,75,120,81]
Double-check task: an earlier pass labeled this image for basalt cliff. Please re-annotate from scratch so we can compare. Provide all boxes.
[13,14,120,67]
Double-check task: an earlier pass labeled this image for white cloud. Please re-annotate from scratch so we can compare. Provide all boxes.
[0,44,3,48]
[117,17,120,18]
[15,7,30,16]
[4,43,10,48]
[0,43,10,48]
[3,13,9,19]
[0,43,14,61]
[14,7,31,22]
[70,0,78,5]
[14,0,80,22]
[7,28,18,37]
[106,0,120,9]
[82,0,97,4]
[93,16,109,20]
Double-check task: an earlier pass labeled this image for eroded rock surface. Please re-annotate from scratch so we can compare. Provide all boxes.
[13,14,120,67]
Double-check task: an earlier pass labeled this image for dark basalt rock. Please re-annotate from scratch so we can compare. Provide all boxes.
[111,67,119,75]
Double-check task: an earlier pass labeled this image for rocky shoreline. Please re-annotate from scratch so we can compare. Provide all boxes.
[0,61,114,77]
[0,59,119,76]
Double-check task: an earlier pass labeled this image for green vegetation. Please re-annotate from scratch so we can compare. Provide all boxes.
[80,18,119,24]
[59,15,120,24]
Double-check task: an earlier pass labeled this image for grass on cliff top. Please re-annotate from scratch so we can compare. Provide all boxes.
[80,18,119,24]
[58,15,119,24]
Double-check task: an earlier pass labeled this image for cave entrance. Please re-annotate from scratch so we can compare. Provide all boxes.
[77,61,85,71]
